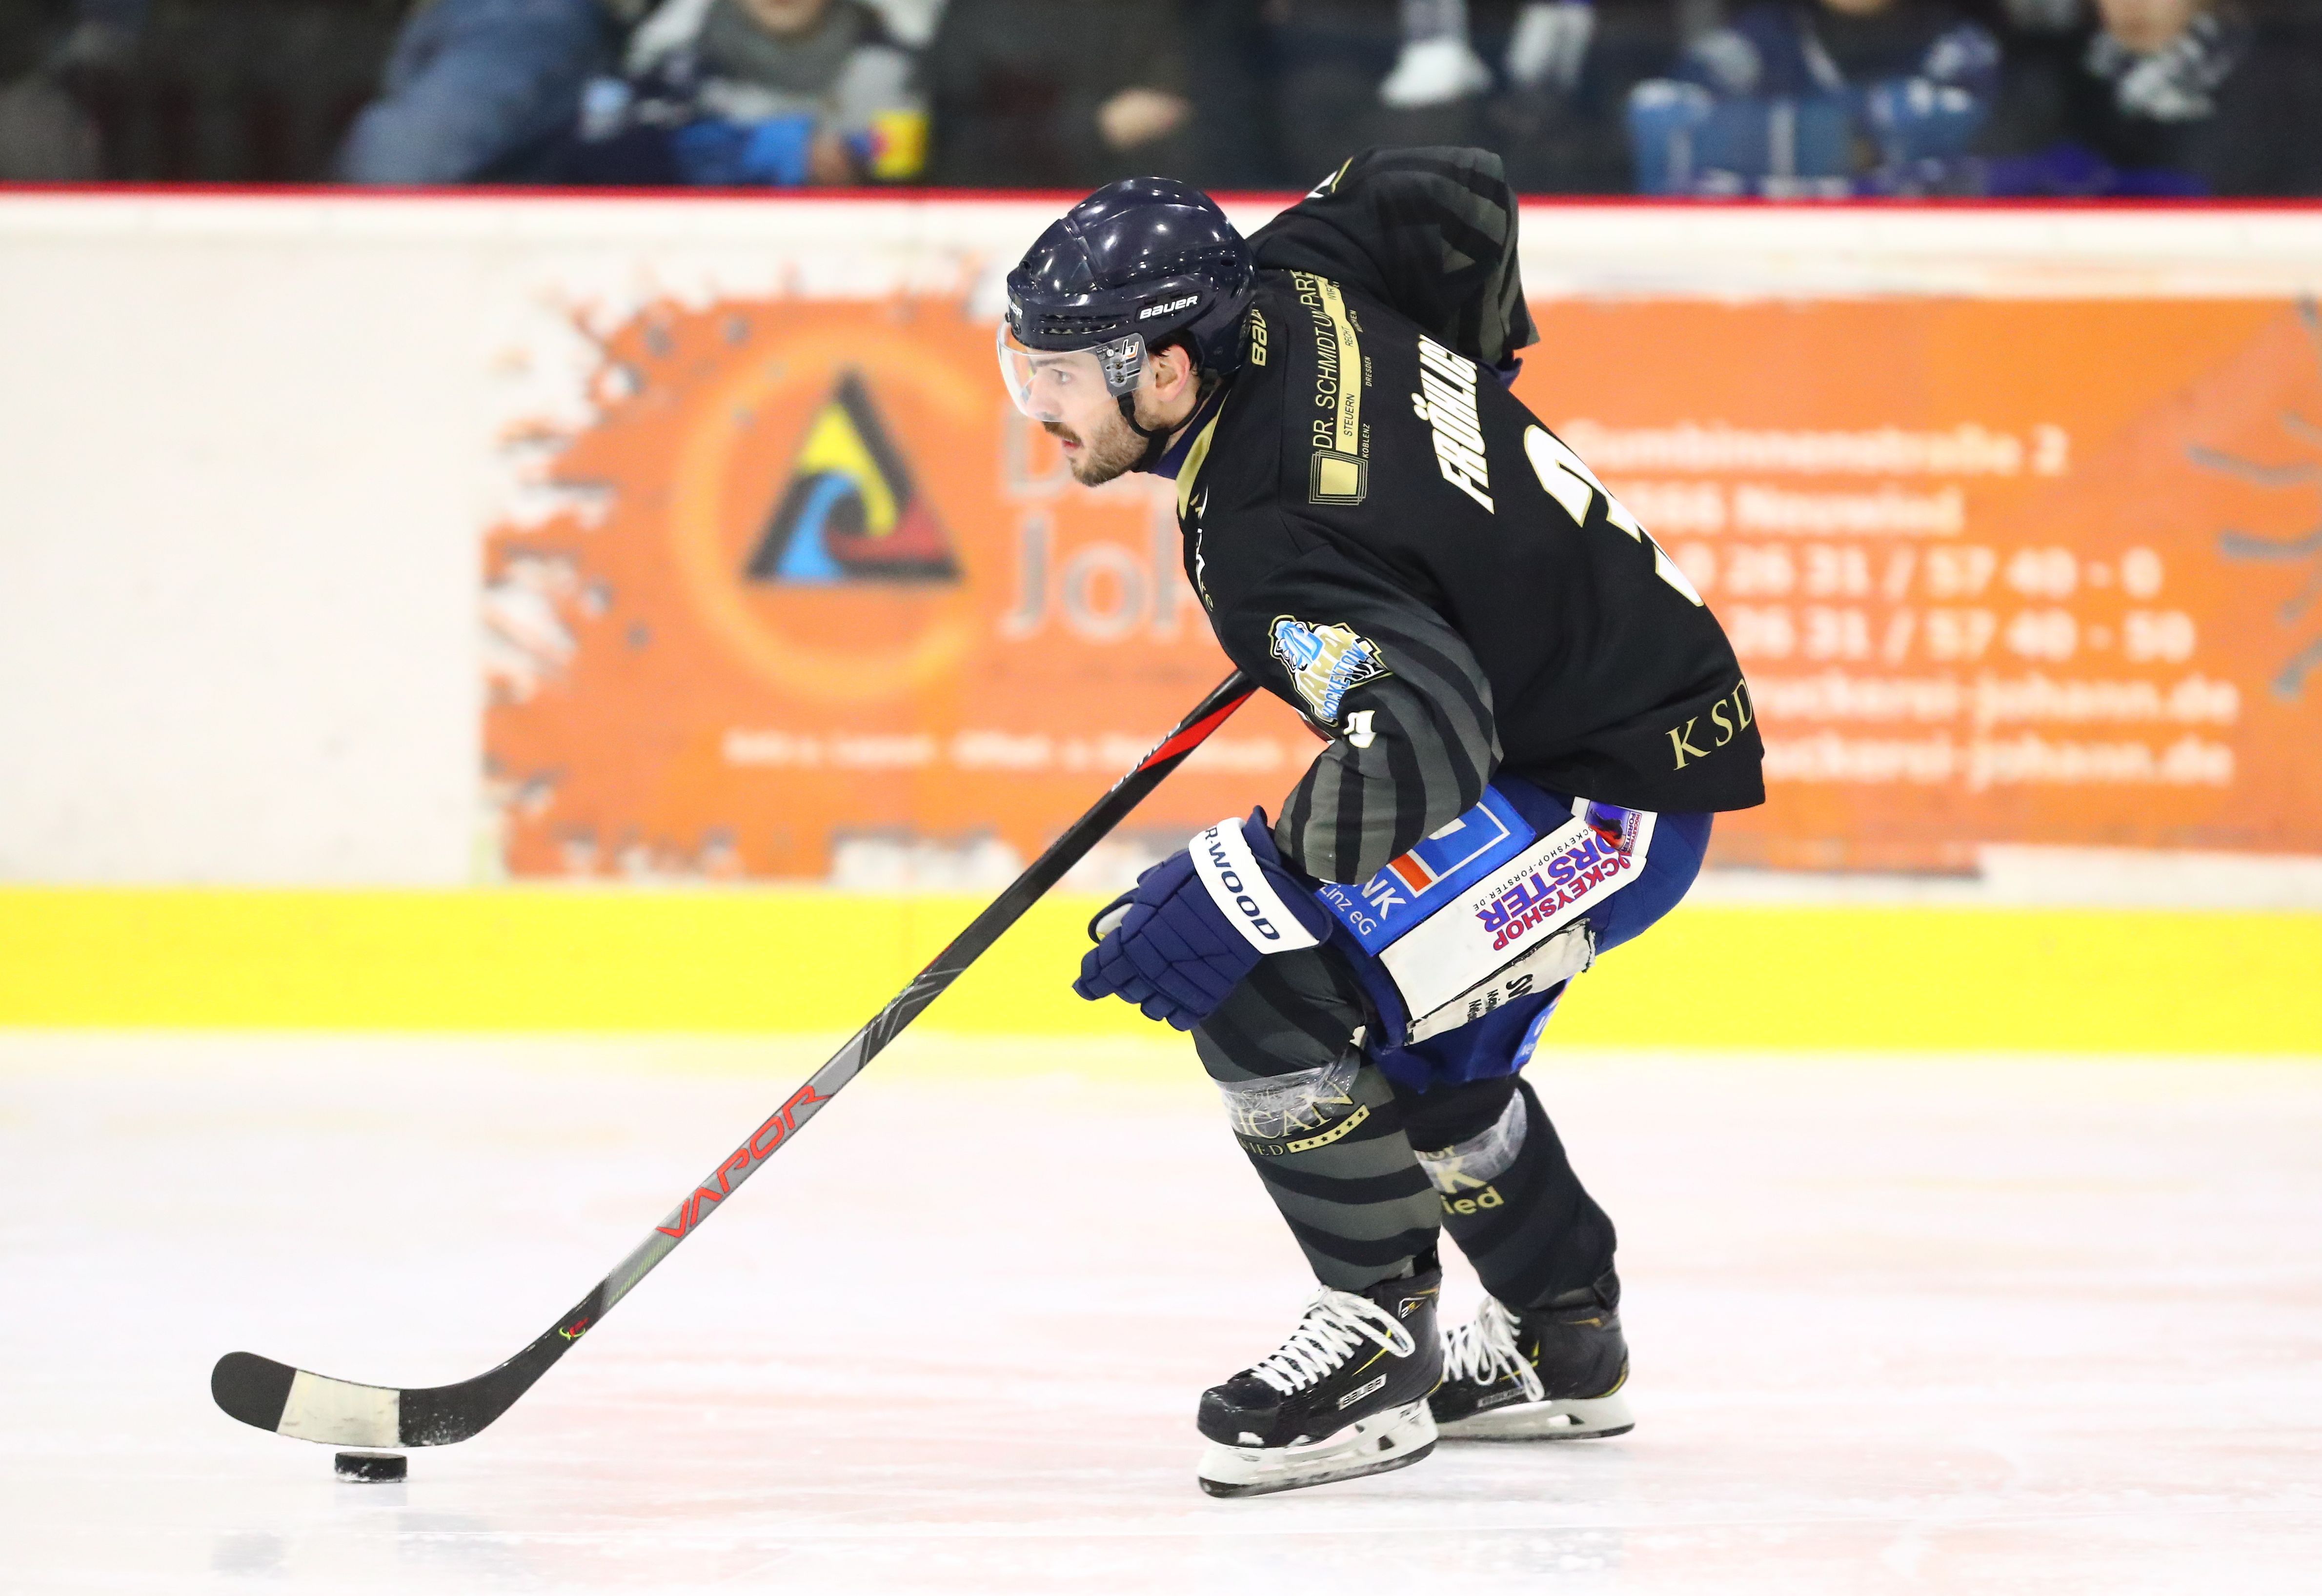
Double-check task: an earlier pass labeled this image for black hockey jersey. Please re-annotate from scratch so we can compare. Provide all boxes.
[1167,147,1763,885]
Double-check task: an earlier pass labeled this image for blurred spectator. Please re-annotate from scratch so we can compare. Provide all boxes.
[14,0,2313,194]
[1266,0,1475,182]
[553,0,925,183]
[0,75,99,175]
[1492,0,1685,191]
[0,0,122,178]
[1976,0,2322,193]
[339,0,636,182]
[922,0,1198,188]
[1626,0,2001,193]
[1380,0,1599,109]
[1380,0,1495,104]
[1266,0,1676,194]
[18,0,398,182]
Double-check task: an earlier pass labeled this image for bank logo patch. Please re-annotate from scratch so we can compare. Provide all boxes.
[746,372,959,585]
[1269,617,1388,723]
[1315,786,1535,955]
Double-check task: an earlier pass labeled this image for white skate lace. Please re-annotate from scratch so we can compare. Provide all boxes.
[1442,1297,1544,1403]
[1248,1289,1416,1397]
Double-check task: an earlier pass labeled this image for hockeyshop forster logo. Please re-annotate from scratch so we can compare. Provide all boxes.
[1476,829,1635,953]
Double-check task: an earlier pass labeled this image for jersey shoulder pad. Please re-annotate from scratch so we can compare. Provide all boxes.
[1249,146,1535,371]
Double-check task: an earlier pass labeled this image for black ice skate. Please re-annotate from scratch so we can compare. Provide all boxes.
[1429,1271,1634,1441]
[1195,1270,1444,1498]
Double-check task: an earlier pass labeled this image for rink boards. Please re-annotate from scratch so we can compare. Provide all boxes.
[2,194,2320,1053]
[2,887,2315,1052]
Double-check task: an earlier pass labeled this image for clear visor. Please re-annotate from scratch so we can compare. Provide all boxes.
[996,325,1147,421]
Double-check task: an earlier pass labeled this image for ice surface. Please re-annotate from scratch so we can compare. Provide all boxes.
[3,1032,2319,1595]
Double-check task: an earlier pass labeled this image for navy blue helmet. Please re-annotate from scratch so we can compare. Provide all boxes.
[1003,178,1256,392]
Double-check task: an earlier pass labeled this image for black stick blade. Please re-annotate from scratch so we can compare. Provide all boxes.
[395,1315,584,1447]
[211,1352,296,1432]
[211,1287,605,1448]
[211,1352,401,1447]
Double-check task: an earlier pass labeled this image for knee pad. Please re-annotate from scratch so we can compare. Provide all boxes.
[1420,1077,1615,1303]
[1214,1052,1377,1158]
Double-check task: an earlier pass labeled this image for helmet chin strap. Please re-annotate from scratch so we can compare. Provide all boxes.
[1118,393,1173,472]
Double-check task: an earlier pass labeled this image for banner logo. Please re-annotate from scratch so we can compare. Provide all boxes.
[747,372,959,585]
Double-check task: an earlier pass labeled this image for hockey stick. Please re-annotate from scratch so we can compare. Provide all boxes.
[212,670,1257,1450]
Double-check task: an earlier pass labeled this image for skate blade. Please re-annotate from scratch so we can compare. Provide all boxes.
[1196,1400,1437,1498]
[1437,1390,1634,1442]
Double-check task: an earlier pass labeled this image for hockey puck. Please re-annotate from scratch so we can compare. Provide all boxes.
[334,1451,406,1482]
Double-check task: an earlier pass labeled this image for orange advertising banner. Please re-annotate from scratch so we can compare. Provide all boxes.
[1527,297,2322,869]
[485,296,1312,885]
[486,290,2322,882]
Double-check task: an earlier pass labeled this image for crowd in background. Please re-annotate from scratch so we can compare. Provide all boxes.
[3,0,2319,195]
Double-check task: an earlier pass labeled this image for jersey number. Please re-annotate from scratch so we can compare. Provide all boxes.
[1523,426,1704,606]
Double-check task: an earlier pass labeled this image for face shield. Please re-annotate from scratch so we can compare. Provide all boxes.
[996,325,1148,423]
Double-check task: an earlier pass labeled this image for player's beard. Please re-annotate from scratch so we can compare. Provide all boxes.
[1046,405,1149,486]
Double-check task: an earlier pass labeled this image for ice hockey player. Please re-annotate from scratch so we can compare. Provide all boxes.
[997,149,1764,1498]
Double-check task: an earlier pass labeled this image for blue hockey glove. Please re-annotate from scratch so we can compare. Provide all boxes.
[1074,810,1333,1030]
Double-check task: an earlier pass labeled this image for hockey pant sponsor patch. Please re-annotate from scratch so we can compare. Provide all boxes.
[1313,784,1654,1043]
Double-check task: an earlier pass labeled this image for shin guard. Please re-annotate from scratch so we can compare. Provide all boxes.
[1411,1075,1615,1310]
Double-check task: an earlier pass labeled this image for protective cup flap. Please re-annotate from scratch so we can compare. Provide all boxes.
[1405,920,1595,1047]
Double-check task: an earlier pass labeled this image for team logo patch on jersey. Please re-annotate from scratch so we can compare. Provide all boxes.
[1269,617,1388,723]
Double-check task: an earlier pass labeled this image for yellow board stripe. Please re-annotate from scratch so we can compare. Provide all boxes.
[0,889,2316,1053]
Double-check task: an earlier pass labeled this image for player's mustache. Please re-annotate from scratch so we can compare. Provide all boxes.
[1042,420,1082,447]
